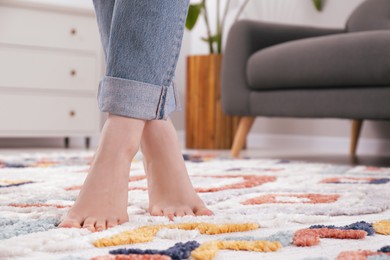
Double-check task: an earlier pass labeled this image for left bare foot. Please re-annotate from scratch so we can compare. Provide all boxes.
[140,118,213,220]
[58,114,146,231]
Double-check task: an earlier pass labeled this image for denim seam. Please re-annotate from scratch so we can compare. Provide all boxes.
[156,86,169,120]
[171,2,188,86]
[156,1,188,118]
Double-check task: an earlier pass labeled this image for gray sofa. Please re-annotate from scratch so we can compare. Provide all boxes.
[221,0,390,158]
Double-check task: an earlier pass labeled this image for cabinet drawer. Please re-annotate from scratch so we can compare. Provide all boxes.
[0,93,99,133]
[0,5,100,51]
[0,46,97,92]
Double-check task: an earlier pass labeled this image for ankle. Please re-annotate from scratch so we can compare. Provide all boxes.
[94,146,137,166]
[96,114,145,160]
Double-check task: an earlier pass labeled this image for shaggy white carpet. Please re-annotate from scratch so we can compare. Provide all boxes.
[0,152,389,260]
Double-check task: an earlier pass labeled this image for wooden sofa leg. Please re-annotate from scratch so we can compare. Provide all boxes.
[231,116,256,158]
[350,119,363,158]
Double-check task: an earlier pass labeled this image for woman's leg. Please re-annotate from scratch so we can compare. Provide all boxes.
[141,118,213,220]
[98,0,187,120]
[60,0,190,230]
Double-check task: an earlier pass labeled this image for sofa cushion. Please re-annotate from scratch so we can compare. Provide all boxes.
[347,0,390,32]
[247,31,390,90]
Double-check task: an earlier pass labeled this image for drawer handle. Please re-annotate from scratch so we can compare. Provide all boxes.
[69,110,76,117]
[70,70,77,77]
[70,28,77,35]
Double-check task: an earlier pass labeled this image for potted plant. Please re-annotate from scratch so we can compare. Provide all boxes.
[185,0,323,53]
[184,0,323,149]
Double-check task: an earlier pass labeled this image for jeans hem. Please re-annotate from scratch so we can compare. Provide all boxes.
[97,76,177,120]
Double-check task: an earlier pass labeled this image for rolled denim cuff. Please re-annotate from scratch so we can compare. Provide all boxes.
[97,76,180,120]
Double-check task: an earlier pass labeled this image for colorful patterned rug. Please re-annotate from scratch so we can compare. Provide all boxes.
[0,152,389,260]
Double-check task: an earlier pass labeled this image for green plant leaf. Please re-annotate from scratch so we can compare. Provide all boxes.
[201,34,221,43]
[201,34,220,43]
[186,4,203,30]
[312,0,323,11]
[200,37,211,43]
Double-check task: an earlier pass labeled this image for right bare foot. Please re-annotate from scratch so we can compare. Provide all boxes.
[140,118,213,220]
[58,114,145,232]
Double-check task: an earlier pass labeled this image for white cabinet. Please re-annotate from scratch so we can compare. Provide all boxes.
[0,0,103,147]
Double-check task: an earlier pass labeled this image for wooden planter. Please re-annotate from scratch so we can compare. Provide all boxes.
[186,54,240,149]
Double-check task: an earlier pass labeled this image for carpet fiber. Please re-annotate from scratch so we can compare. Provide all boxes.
[0,152,389,260]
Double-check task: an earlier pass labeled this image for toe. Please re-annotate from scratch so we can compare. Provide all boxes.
[82,217,97,232]
[58,218,82,229]
[107,218,119,229]
[194,206,213,216]
[174,208,185,217]
[95,218,107,232]
[149,206,163,217]
[184,208,195,216]
[163,208,175,221]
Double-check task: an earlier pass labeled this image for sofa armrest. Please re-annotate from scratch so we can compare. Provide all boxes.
[221,20,344,115]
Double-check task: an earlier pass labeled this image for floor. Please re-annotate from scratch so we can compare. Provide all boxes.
[0,147,389,167]
[240,148,390,167]
[1,146,389,259]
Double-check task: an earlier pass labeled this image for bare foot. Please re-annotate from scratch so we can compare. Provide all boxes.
[140,118,213,220]
[59,114,145,231]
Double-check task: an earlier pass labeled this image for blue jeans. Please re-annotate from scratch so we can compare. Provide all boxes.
[93,0,189,120]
